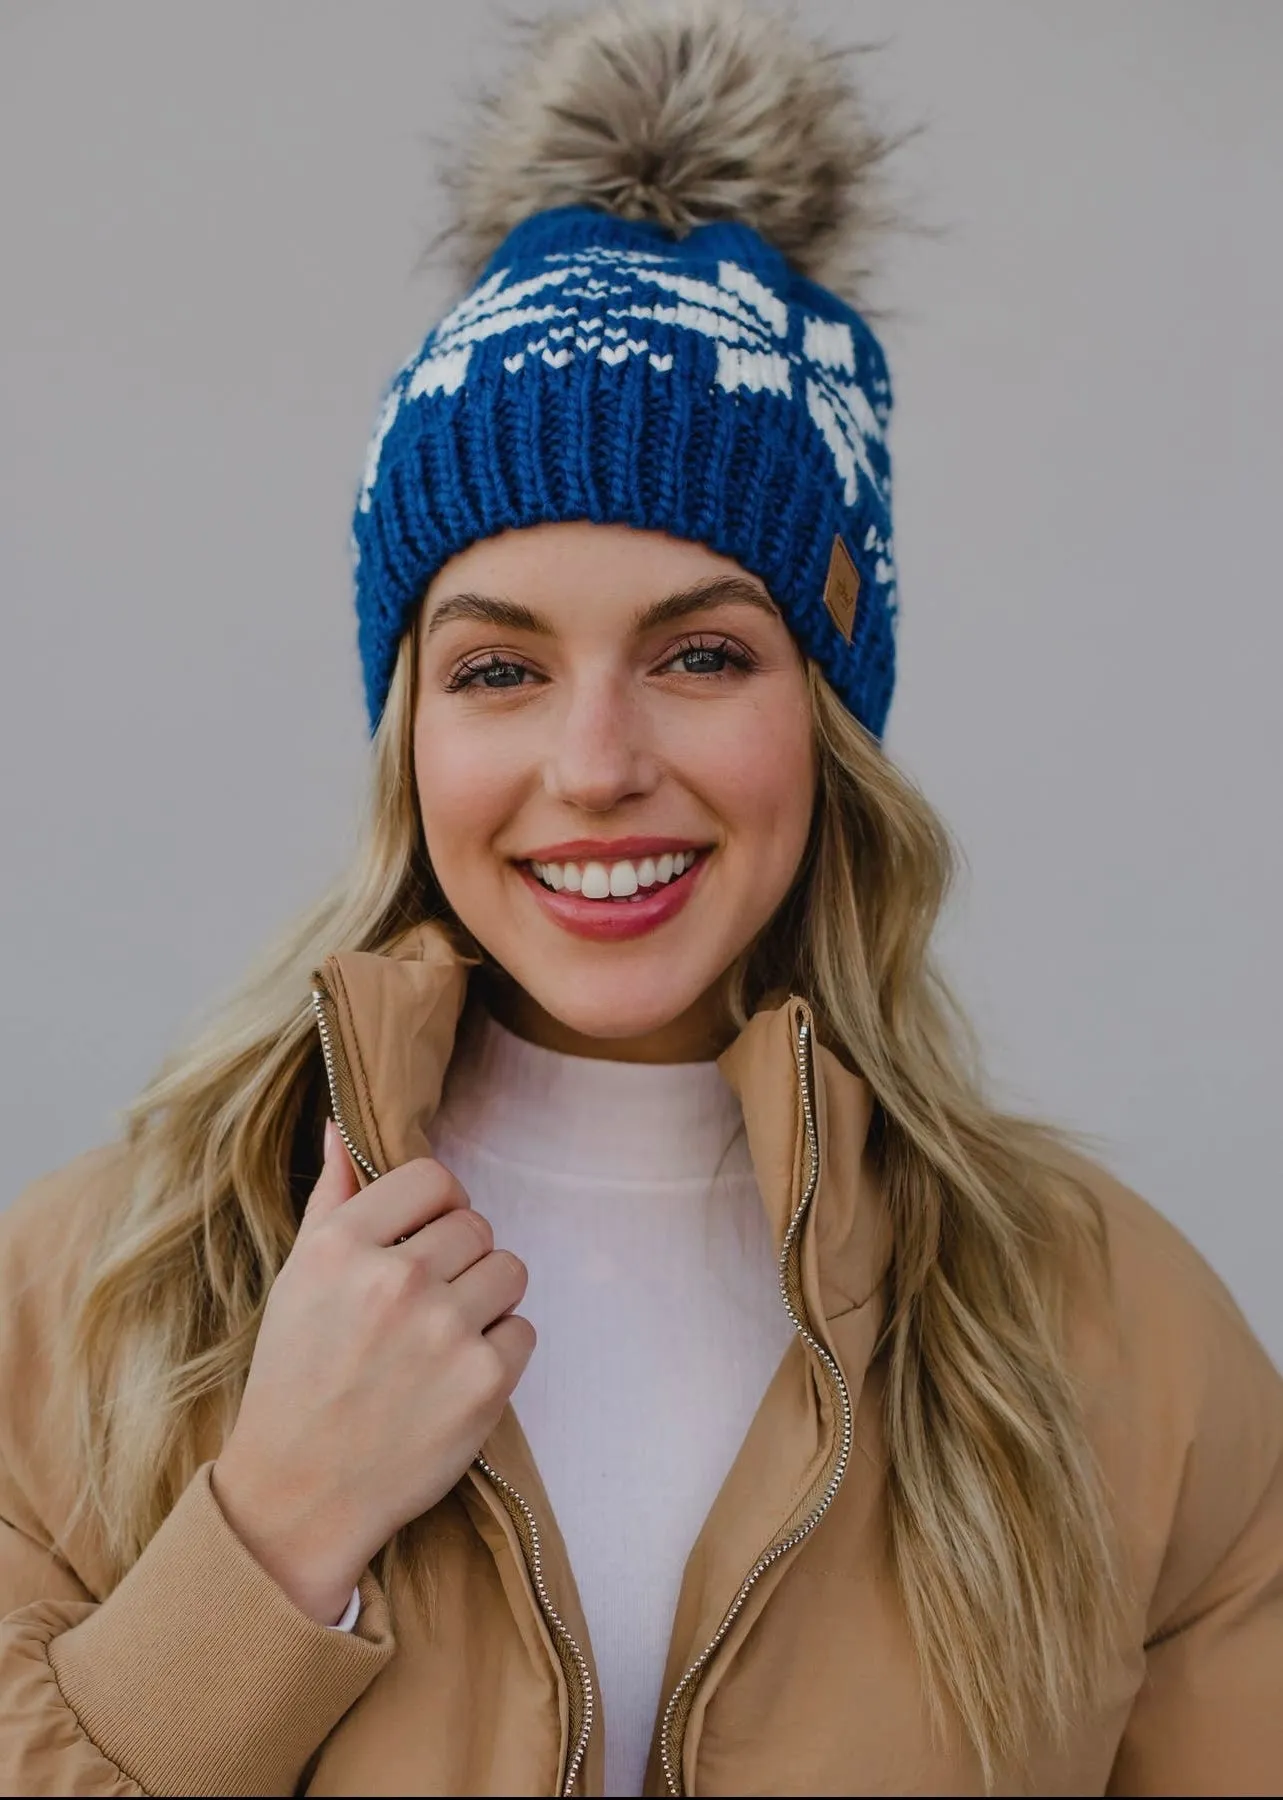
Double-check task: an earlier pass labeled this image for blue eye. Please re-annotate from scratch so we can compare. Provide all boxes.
[678,646,730,673]
[477,660,527,688]
[449,656,531,691]
[662,637,754,677]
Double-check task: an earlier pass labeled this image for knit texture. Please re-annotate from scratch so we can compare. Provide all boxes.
[353,205,898,737]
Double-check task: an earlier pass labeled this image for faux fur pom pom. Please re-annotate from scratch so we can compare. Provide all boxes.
[441,0,893,304]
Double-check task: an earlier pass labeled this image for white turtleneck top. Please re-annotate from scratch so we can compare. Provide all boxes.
[429,1013,795,1799]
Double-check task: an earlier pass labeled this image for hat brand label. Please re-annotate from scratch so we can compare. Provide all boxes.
[824,535,860,642]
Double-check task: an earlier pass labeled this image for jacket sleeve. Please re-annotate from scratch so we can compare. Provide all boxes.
[0,1149,396,1796]
[1107,1254,1283,1797]
[0,1464,395,1797]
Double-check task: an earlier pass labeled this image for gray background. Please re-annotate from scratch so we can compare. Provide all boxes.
[2,2,1279,1360]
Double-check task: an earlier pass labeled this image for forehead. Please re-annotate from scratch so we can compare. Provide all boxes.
[422,520,773,626]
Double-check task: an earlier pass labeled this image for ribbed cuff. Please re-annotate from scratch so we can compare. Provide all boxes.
[48,1464,394,1796]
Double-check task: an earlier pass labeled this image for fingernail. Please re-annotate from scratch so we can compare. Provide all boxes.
[323,1118,336,1158]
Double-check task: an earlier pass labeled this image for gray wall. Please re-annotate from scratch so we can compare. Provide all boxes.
[2,2,1279,1360]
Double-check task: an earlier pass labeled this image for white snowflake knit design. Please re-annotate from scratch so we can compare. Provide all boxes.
[358,248,891,520]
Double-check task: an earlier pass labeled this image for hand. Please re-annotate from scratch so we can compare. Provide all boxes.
[212,1121,534,1624]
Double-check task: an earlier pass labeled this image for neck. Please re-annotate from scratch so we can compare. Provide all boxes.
[483,971,733,1064]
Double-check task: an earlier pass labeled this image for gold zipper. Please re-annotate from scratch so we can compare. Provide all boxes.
[657,1008,855,1797]
[309,969,596,1797]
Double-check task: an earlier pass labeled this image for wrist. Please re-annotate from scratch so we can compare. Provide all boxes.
[210,1455,365,1628]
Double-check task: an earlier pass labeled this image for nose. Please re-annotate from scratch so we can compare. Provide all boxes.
[542,674,659,813]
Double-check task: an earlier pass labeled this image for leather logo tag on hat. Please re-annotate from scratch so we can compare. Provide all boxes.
[823,534,860,642]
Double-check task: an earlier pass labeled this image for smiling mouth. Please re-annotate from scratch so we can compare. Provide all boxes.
[525,849,704,902]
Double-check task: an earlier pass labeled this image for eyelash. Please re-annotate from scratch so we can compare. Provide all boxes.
[444,635,756,692]
[662,634,756,678]
[445,654,531,693]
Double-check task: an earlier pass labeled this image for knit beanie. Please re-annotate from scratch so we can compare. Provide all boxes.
[353,0,899,739]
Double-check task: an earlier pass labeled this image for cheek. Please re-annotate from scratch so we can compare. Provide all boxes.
[412,712,522,869]
[701,694,809,842]
[676,691,816,877]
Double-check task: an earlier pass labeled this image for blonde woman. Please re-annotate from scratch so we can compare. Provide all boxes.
[1,5,1279,1796]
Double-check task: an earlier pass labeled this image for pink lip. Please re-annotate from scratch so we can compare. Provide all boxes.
[519,835,706,862]
[516,853,708,942]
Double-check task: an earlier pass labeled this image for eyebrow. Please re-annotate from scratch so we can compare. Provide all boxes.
[422,575,778,640]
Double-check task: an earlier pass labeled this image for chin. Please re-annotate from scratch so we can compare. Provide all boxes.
[519,957,721,1050]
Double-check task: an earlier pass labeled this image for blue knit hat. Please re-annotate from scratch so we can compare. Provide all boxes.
[352,4,899,740]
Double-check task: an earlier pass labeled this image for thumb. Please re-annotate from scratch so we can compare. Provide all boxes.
[304,1118,361,1222]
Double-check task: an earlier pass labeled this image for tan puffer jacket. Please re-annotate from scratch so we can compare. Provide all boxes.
[1,924,1280,1795]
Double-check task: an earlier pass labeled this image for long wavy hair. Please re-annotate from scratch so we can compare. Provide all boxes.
[68,622,1119,1784]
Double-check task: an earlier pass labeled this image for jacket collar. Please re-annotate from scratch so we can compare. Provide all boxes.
[316,918,892,1318]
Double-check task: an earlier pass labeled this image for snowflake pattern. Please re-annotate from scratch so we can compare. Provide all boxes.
[358,247,892,523]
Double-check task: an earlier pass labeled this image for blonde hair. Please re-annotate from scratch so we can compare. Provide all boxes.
[69,632,1118,1783]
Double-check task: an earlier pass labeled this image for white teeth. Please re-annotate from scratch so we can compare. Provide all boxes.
[530,850,701,897]
[580,861,611,900]
[609,861,638,897]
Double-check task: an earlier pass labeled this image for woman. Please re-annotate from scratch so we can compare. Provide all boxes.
[1,4,1279,1795]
